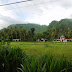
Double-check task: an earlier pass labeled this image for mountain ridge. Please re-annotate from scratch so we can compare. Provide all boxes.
[7,18,72,34]
[7,23,48,33]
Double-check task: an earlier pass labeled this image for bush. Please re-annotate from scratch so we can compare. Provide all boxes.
[0,45,26,72]
[18,55,72,72]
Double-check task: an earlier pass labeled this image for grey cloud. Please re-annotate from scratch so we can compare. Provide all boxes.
[0,15,24,28]
[70,14,72,17]
[49,0,72,8]
[0,0,72,28]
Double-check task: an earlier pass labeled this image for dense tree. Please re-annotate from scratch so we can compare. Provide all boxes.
[20,26,23,40]
[30,28,35,35]
[35,33,42,39]
[23,29,26,40]
[15,26,17,39]
[10,27,13,40]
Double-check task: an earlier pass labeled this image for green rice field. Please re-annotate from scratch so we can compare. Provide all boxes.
[10,42,72,61]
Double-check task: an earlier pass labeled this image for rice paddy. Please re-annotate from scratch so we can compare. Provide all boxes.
[10,42,72,60]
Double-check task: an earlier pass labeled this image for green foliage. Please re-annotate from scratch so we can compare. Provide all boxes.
[43,18,72,39]
[1,18,72,41]
[0,45,26,72]
[7,23,48,33]
[18,55,72,72]
[30,28,35,35]
[48,20,58,29]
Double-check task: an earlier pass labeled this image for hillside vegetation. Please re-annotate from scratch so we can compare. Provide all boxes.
[48,19,72,30]
[7,23,48,33]
[0,18,72,41]
[44,19,72,39]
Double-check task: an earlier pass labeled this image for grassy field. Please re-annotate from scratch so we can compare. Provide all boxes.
[10,42,72,61]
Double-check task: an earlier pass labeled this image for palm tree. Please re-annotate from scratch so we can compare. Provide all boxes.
[15,26,17,39]
[10,27,13,40]
[3,28,8,40]
[23,29,26,40]
[20,26,23,40]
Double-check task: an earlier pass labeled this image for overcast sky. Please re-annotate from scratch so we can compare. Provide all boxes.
[0,0,72,29]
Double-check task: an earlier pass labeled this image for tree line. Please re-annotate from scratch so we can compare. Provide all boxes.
[0,26,72,42]
[0,19,72,41]
[0,26,36,41]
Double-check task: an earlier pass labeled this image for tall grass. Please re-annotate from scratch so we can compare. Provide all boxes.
[0,44,26,72]
[0,42,72,72]
[18,55,72,72]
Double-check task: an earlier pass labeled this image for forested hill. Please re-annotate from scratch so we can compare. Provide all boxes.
[7,19,72,33]
[7,23,48,33]
[48,19,72,30]
[46,19,72,39]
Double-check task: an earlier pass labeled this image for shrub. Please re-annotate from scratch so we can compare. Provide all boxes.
[0,45,26,72]
[18,55,72,72]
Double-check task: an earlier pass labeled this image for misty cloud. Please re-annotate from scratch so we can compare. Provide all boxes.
[0,15,24,29]
[0,0,72,29]
[49,0,72,8]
